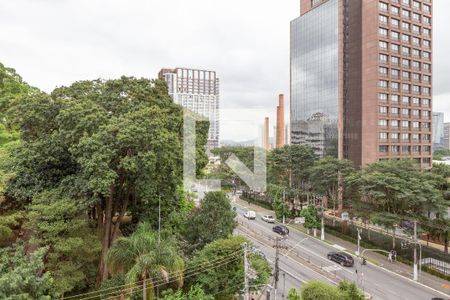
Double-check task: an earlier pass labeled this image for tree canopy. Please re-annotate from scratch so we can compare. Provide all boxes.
[182,191,237,254]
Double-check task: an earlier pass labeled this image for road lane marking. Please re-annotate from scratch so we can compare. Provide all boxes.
[236,227,337,285]
[332,244,346,251]
[235,202,450,299]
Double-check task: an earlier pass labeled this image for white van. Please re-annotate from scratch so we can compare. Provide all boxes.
[244,210,256,220]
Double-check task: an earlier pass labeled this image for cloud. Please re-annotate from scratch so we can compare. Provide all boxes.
[0,0,449,141]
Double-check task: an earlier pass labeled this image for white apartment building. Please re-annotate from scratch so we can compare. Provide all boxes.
[158,68,220,150]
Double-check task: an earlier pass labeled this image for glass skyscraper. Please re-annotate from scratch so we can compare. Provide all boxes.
[290,0,339,158]
[290,0,433,168]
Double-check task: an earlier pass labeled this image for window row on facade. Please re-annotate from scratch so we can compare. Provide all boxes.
[379,106,431,118]
[378,80,430,95]
[379,67,430,83]
[379,145,431,152]
[378,119,430,129]
[378,28,431,48]
[379,15,431,36]
[379,1,431,19]
[378,93,430,107]
[379,132,431,142]
[379,54,430,71]
[378,41,431,60]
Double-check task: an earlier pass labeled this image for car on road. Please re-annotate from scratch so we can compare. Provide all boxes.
[327,251,354,267]
[261,215,275,223]
[244,210,256,220]
[272,225,289,236]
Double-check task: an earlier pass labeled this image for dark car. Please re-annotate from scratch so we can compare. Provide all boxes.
[272,225,289,236]
[327,251,354,267]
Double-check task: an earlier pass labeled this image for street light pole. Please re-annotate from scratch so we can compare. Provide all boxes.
[357,228,362,257]
[413,221,418,281]
[243,243,249,300]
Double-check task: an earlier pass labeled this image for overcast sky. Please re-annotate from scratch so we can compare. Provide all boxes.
[1,0,449,142]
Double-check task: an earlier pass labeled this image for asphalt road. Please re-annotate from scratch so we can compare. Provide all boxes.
[234,205,449,300]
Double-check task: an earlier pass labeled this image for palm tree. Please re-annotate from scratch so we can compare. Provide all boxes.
[107,223,185,300]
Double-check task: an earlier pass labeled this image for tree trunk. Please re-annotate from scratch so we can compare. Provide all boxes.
[96,202,103,229]
[97,185,114,285]
[392,227,396,249]
[143,278,147,300]
[332,197,336,227]
[313,228,317,237]
[111,190,130,241]
[337,172,344,212]
[445,235,449,253]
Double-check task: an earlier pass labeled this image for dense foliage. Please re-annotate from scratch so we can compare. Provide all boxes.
[287,281,364,300]
[186,236,271,299]
[182,191,237,254]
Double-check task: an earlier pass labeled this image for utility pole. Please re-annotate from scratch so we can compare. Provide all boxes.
[273,237,288,300]
[282,272,286,300]
[413,220,418,281]
[244,244,249,300]
[274,237,280,300]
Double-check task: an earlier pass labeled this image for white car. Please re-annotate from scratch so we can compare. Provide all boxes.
[244,210,256,220]
[262,215,275,223]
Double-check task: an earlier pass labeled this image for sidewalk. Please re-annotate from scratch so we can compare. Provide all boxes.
[234,196,450,297]
[323,211,447,253]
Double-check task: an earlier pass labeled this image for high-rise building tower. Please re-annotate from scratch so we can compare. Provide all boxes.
[276,94,286,148]
[291,0,433,168]
[432,112,444,150]
[158,68,220,150]
[444,122,450,150]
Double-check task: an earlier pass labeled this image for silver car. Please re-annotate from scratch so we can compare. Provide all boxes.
[262,215,275,223]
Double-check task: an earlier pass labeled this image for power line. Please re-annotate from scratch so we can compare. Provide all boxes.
[79,255,242,300]
[70,252,243,299]
[67,250,244,300]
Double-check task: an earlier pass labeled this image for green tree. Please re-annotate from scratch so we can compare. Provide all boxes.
[187,236,270,299]
[0,62,34,123]
[5,77,209,284]
[309,157,355,212]
[160,285,213,300]
[299,206,319,235]
[0,244,56,299]
[268,184,290,220]
[287,288,302,300]
[107,223,184,300]
[351,160,447,226]
[433,149,450,161]
[182,191,237,254]
[209,146,262,190]
[268,145,316,189]
[27,189,100,295]
[300,281,341,300]
[424,217,450,253]
[338,281,364,300]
